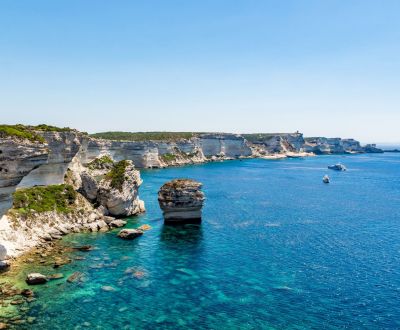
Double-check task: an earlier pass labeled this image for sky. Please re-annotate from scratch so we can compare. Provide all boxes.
[0,0,399,143]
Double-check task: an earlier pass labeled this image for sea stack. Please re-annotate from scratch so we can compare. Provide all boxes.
[158,179,205,223]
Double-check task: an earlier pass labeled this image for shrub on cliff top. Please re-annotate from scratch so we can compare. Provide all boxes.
[161,153,176,162]
[0,125,46,143]
[106,160,129,191]
[90,131,197,141]
[87,155,114,170]
[12,184,77,214]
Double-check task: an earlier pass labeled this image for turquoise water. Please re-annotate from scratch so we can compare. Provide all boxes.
[6,154,400,329]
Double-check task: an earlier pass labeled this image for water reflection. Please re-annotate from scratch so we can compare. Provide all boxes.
[160,224,203,247]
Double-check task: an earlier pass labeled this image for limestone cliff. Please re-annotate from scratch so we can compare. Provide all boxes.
[80,159,145,217]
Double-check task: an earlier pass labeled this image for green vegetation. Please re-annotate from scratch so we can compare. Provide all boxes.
[87,155,114,170]
[0,125,46,143]
[34,124,74,132]
[0,124,85,143]
[161,153,177,162]
[12,184,77,215]
[106,160,129,191]
[90,131,198,141]
[243,133,299,143]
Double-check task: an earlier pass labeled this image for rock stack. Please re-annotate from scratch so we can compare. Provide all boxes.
[158,179,205,223]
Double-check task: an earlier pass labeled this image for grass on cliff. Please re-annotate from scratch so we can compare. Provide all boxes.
[161,153,177,162]
[0,125,46,143]
[88,155,114,170]
[0,124,84,143]
[12,184,77,215]
[90,131,198,141]
[106,160,129,191]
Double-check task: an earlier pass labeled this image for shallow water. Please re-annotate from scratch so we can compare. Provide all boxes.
[3,154,400,329]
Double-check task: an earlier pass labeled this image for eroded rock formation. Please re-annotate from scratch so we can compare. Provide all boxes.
[80,159,145,217]
[158,179,205,223]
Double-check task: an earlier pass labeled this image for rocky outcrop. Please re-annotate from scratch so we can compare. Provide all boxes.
[117,228,143,239]
[363,144,384,153]
[158,179,205,223]
[26,273,48,285]
[0,192,123,259]
[303,137,370,154]
[80,159,145,217]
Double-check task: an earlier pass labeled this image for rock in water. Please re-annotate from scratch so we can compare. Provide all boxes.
[117,229,143,240]
[26,273,48,285]
[158,179,205,223]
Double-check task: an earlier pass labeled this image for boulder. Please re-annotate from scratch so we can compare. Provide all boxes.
[67,271,84,283]
[109,220,127,228]
[117,229,143,240]
[80,172,99,201]
[0,260,10,270]
[74,245,93,252]
[96,220,109,232]
[26,273,48,285]
[102,216,115,225]
[158,179,205,223]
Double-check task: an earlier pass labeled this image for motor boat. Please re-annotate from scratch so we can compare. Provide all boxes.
[328,163,346,171]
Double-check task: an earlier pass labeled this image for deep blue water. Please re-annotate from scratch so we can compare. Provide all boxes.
[6,154,400,329]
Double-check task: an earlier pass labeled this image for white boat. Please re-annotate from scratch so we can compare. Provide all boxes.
[323,175,330,183]
[328,163,347,171]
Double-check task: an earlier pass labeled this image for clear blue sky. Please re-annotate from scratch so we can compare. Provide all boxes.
[1,0,399,142]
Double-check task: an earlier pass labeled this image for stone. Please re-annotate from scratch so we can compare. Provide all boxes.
[109,220,127,228]
[26,273,47,285]
[0,260,10,270]
[80,172,99,201]
[67,271,83,283]
[48,273,64,280]
[158,179,205,223]
[97,219,109,232]
[74,245,93,252]
[117,229,143,240]
[103,216,115,224]
[87,222,99,232]
[10,299,25,305]
[137,224,151,231]
[101,285,116,292]
[20,289,34,297]
[0,322,7,329]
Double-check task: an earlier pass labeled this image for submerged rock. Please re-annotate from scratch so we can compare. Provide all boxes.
[158,179,205,223]
[74,245,94,252]
[26,273,48,285]
[67,271,84,283]
[117,229,143,240]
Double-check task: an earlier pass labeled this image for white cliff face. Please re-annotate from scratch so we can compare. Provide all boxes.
[85,134,252,168]
[199,134,252,158]
[246,133,308,157]
[0,138,49,218]
[303,137,364,154]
